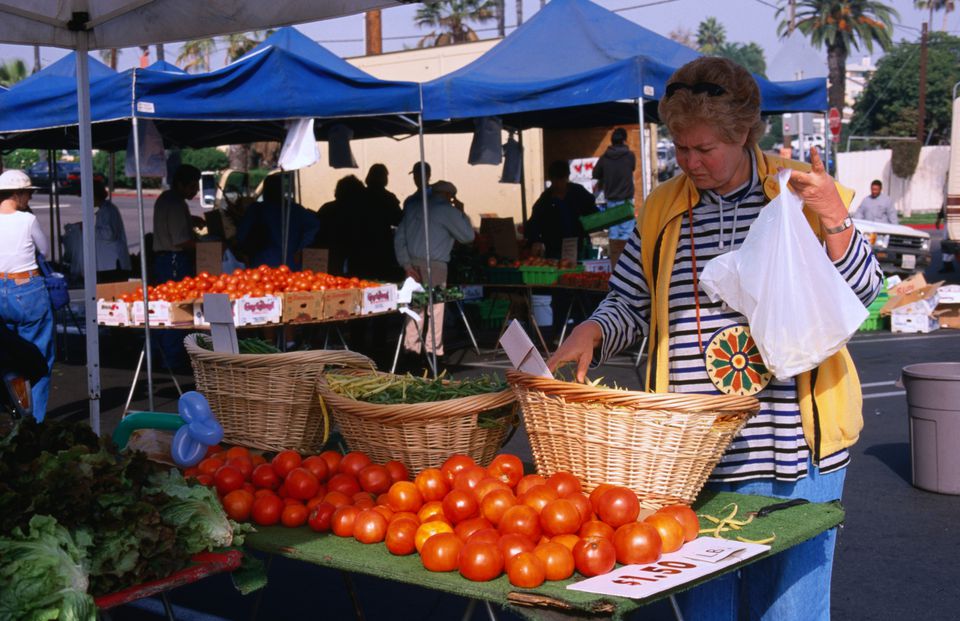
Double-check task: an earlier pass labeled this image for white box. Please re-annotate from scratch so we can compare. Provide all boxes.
[236,295,283,326]
[361,284,398,315]
[937,285,960,305]
[192,300,241,327]
[581,259,612,273]
[96,300,130,326]
[131,300,194,326]
[891,311,940,334]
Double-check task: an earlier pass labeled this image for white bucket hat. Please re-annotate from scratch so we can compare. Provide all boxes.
[0,169,39,191]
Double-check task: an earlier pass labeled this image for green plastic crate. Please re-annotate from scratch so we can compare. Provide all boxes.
[519,265,560,285]
[859,314,888,332]
[471,298,510,329]
[579,201,635,232]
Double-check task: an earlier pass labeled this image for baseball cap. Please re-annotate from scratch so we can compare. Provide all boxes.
[409,162,431,176]
[0,169,39,191]
[431,180,457,196]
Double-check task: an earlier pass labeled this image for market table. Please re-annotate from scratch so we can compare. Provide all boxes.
[244,491,844,620]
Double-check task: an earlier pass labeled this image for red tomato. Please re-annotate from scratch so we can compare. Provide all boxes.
[357,464,392,495]
[414,468,450,502]
[225,457,254,481]
[415,521,454,553]
[353,492,376,509]
[534,541,575,581]
[308,502,336,532]
[498,533,536,564]
[301,456,330,483]
[318,450,342,474]
[474,477,510,501]
[499,505,542,542]
[441,489,480,524]
[421,532,464,572]
[222,489,254,522]
[452,466,488,492]
[458,541,504,582]
[252,494,284,526]
[596,487,640,528]
[589,483,615,514]
[417,501,445,523]
[466,528,501,546]
[565,492,593,525]
[384,460,409,483]
[327,473,361,497]
[480,488,517,526]
[197,457,224,476]
[339,452,372,478]
[657,505,700,543]
[551,533,581,552]
[644,513,685,553]
[353,509,389,544]
[539,499,582,537]
[251,463,281,490]
[454,517,494,542]
[390,511,419,525]
[579,520,615,540]
[386,481,423,513]
[331,506,362,537]
[385,518,419,555]
[440,454,477,486]
[195,473,214,486]
[285,468,320,500]
[519,484,558,514]
[515,474,547,497]
[546,472,582,498]
[506,552,546,588]
[572,537,617,577]
[271,450,302,479]
[486,453,524,488]
[613,522,662,564]
[322,490,352,508]
[281,503,309,528]
[214,466,245,496]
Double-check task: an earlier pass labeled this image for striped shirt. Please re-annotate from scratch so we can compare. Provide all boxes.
[590,154,883,482]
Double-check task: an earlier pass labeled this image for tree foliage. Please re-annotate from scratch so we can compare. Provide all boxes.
[2,149,40,170]
[415,0,497,47]
[717,42,767,77]
[696,17,726,54]
[0,58,28,87]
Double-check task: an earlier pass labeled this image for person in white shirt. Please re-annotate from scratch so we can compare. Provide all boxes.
[93,181,131,283]
[0,169,53,421]
[853,180,898,224]
[152,164,201,284]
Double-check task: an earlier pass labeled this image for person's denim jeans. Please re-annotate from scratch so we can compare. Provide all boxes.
[676,459,846,621]
[0,275,54,421]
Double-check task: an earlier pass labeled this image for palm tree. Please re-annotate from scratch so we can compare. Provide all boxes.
[177,38,216,73]
[223,30,272,63]
[777,1,898,112]
[415,0,497,47]
[696,17,727,54]
[0,58,28,87]
[669,26,696,49]
[915,0,955,30]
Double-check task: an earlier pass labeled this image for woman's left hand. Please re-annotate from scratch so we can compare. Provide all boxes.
[785,147,847,228]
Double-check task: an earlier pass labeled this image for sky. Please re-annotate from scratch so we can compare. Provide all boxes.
[0,0,954,82]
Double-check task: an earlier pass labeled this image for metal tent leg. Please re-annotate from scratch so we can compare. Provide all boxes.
[455,301,481,355]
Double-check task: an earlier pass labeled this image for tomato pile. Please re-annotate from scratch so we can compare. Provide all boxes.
[120,264,383,303]
[558,271,610,290]
[187,448,699,588]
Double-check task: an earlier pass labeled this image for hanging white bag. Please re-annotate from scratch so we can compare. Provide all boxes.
[700,169,868,380]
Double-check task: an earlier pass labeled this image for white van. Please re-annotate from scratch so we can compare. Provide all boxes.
[854,218,931,275]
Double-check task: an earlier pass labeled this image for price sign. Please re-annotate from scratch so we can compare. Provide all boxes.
[567,537,769,600]
[302,248,329,273]
[561,237,579,265]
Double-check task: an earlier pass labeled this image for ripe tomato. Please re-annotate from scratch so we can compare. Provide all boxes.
[572,537,617,577]
[251,463,281,490]
[498,533,536,564]
[589,483,615,514]
[271,450,302,479]
[353,509,388,544]
[486,454,524,488]
[252,494,284,526]
[466,528,501,546]
[565,492,593,525]
[352,492,375,509]
[386,481,423,513]
[327,473,361,497]
[474,477,510,501]
[358,464,392,495]
[308,502,336,532]
[657,505,700,543]
[197,457,224,476]
[214,466,245,496]
[225,457,254,481]
[301,456,330,482]
[385,518,419,555]
[372,505,394,522]
[644,513,685,553]
[281,503,309,528]
[539,499,582,537]
[534,541,575,581]
[250,453,267,467]
[318,450,342,474]
[285,468,320,500]
[596,487,640,528]
[452,466,488,492]
[183,467,200,479]
[415,520,454,553]
[384,460,409,483]
[322,490,352,508]
[421,532,464,572]
[546,472,582,498]
[480,488,517,526]
[390,511,419,525]
[441,489,479,524]
[339,451,372,478]
[519,484,558,514]
[515,474,547,496]
[551,533,581,552]
[414,468,449,502]
[499,505,542,542]
[222,489,254,522]
[579,520,615,540]
[331,506,361,537]
[506,552,546,588]
[417,500,445,523]
[458,541,504,582]
[223,445,248,460]
[613,522,662,564]
[454,517,493,542]
[440,454,477,486]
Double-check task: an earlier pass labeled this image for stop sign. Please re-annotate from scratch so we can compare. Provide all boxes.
[829,107,841,136]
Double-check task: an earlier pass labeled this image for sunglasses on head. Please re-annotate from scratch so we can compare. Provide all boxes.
[665,82,727,98]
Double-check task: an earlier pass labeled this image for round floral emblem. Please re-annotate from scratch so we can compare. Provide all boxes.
[704,324,772,396]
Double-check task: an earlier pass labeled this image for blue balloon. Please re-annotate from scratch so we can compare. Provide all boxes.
[171,425,207,467]
[169,391,224,466]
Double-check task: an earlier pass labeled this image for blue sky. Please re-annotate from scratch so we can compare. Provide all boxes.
[0,0,950,81]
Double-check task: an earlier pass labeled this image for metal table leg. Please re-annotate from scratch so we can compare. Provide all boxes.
[455,301,481,355]
[122,347,146,416]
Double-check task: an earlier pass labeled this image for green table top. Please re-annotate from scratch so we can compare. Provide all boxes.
[244,491,844,620]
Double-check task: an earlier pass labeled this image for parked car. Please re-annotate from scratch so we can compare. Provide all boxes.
[656,142,677,181]
[854,218,931,276]
[27,161,106,194]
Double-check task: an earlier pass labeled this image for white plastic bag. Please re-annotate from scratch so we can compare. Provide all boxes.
[700,169,867,380]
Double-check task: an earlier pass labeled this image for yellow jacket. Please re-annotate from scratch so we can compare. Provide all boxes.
[638,145,863,463]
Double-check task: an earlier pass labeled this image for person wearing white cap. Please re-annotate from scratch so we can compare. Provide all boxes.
[0,169,53,421]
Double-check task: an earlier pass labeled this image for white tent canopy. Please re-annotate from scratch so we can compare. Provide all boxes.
[0,0,406,433]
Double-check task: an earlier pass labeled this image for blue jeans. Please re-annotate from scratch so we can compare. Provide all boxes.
[601,200,635,241]
[152,251,194,369]
[677,460,846,621]
[0,276,54,421]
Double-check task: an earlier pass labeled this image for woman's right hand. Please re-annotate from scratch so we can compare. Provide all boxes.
[547,321,602,383]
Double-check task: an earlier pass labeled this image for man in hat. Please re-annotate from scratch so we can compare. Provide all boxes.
[403,161,432,213]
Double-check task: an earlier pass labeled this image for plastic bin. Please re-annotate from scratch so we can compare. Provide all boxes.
[531,294,553,327]
[579,201,634,232]
[519,265,559,285]
[901,362,960,494]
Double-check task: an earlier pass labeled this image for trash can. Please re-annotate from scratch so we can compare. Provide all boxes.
[901,362,960,495]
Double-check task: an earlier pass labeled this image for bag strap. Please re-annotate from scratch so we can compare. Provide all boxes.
[35,252,53,277]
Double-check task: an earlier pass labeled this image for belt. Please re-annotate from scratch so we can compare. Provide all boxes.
[0,269,40,280]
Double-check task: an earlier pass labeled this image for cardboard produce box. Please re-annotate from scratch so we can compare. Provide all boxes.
[321,288,361,320]
[935,306,960,329]
[236,295,283,326]
[361,284,398,315]
[880,274,944,334]
[131,300,195,326]
[282,291,324,323]
[95,280,141,326]
[192,298,241,327]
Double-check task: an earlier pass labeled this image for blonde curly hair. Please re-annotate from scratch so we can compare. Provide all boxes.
[658,57,765,147]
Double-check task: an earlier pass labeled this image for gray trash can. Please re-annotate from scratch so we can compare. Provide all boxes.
[901,362,960,495]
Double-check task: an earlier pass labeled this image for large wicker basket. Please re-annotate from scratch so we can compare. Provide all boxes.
[507,371,760,509]
[317,370,518,472]
[185,334,375,453]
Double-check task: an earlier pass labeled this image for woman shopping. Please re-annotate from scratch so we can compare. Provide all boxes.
[0,169,53,421]
[549,57,883,621]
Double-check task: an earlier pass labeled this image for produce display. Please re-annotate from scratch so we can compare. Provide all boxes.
[187,447,700,589]
[0,420,248,620]
[485,257,578,269]
[195,335,281,354]
[410,285,465,308]
[558,270,610,290]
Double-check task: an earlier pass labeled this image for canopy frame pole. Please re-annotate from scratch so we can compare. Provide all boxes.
[822,109,832,174]
[637,97,649,202]
[518,131,528,227]
[417,109,438,378]
[76,34,101,433]
[281,171,290,268]
[47,149,55,258]
[131,108,155,411]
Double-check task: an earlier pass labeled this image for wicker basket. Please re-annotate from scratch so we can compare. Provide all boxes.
[317,370,518,472]
[507,371,759,509]
[184,334,375,453]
